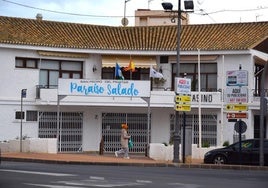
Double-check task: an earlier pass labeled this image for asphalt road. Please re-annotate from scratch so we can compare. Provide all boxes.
[0,161,267,188]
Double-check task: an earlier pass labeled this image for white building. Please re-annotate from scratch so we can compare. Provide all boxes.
[0,16,268,154]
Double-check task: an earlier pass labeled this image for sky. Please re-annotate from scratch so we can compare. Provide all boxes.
[0,0,268,26]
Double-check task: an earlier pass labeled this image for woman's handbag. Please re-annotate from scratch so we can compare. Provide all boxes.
[128,138,133,148]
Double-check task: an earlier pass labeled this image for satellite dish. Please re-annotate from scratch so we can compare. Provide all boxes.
[121,17,129,26]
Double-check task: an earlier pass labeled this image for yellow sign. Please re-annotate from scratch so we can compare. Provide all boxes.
[226,104,248,111]
[175,95,191,103]
[174,104,191,111]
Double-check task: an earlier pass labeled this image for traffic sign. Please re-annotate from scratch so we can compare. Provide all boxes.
[174,104,191,111]
[175,95,191,103]
[234,120,247,134]
[227,112,248,119]
[226,104,248,111]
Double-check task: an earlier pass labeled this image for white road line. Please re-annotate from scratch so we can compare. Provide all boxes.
[136,180,152,183]
[90,176,105,180]
[25,184,81,188]
[0,169,76,177]
[168,182,201,188]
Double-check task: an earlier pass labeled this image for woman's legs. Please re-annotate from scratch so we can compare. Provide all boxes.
[115,147,129,158]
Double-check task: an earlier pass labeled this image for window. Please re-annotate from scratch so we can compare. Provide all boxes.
[26,110,38,121]
[160,56,169,64]
[102,67,114,79]
[15,57,38,69]
[172,63,217,91]
[39,59,83,88]
[15,111,25,119]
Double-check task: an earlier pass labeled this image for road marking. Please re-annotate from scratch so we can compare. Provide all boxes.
[25,184,81,188]
[136,180,152,183]
[168,182,201,188]
[0,169,76,177]
[90,176,105,180]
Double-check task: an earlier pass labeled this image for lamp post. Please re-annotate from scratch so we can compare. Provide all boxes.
[122,0,131,26]
[20,89,27,152]
[162,0,194,163]
[259,62,268,166]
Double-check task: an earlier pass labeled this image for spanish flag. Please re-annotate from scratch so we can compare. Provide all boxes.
[124,59,135,72]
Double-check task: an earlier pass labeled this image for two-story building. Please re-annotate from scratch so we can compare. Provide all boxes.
[0,15,267,153]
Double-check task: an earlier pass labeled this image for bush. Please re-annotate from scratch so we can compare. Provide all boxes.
[202,141,210,148]
[223,141,229,147]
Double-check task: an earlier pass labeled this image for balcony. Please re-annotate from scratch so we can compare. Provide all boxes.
[36,85,222,108]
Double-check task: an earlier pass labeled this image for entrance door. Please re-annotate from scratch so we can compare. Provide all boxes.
[102,113,150,153]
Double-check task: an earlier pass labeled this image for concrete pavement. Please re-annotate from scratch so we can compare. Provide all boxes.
[1,152,268,170]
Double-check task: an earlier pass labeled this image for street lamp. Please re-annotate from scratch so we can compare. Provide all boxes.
[122,0,131,26]
[20,89,27,152]
[162,0,194,163]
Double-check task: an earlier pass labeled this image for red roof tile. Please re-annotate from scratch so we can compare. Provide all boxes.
[0,16,268,51]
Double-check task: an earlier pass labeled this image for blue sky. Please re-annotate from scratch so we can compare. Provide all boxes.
[0,0,268,26]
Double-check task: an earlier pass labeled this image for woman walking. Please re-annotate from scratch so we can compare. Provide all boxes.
[115,123,131,159]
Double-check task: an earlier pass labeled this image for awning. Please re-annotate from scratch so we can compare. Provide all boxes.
[169,55,219,62]
[37,51,89,58]
[102,55,156,68]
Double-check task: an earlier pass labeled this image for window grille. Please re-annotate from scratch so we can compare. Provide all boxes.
[38,111,83,152]
[170,113,217,146]
[26,110,38,121]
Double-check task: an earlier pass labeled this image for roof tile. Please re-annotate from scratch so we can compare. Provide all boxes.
[0,16,268,51]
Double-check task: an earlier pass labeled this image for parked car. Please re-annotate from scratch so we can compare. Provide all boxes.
[204,139,268,166]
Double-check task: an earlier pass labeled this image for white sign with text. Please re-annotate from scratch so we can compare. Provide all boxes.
[58,79,151,97]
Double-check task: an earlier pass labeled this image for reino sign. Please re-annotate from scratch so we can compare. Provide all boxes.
[58,79,151,97]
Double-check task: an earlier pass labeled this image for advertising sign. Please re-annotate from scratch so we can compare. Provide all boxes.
[225,86,248,103]
[175,77,191,95]
[226,70,248,86]
[58,79,151,97]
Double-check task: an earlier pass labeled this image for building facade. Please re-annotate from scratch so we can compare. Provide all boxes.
[0,16,268,154]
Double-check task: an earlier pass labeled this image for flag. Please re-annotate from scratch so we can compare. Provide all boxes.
[124,59,135,72]
[150,65,164,78]
[115,63,124,80]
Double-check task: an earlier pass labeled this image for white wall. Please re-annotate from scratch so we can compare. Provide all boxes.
[83,110,102,151]
[151,108,172,144]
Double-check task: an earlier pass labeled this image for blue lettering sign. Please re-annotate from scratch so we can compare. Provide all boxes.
[107,83,139,96]
[70,82,104,95]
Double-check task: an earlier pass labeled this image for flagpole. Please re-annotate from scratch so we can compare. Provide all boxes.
[198,49,202,149]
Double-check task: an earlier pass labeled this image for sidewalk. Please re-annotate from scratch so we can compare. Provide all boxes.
[1,152,268,170]
[1,152,173,166]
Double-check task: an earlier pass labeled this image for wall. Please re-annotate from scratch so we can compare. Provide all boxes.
[0,138,57,153]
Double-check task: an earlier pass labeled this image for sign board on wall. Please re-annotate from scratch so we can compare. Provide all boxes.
[58,79,151,97]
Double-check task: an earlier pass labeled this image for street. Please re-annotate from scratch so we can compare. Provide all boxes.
[0,161,267,188]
